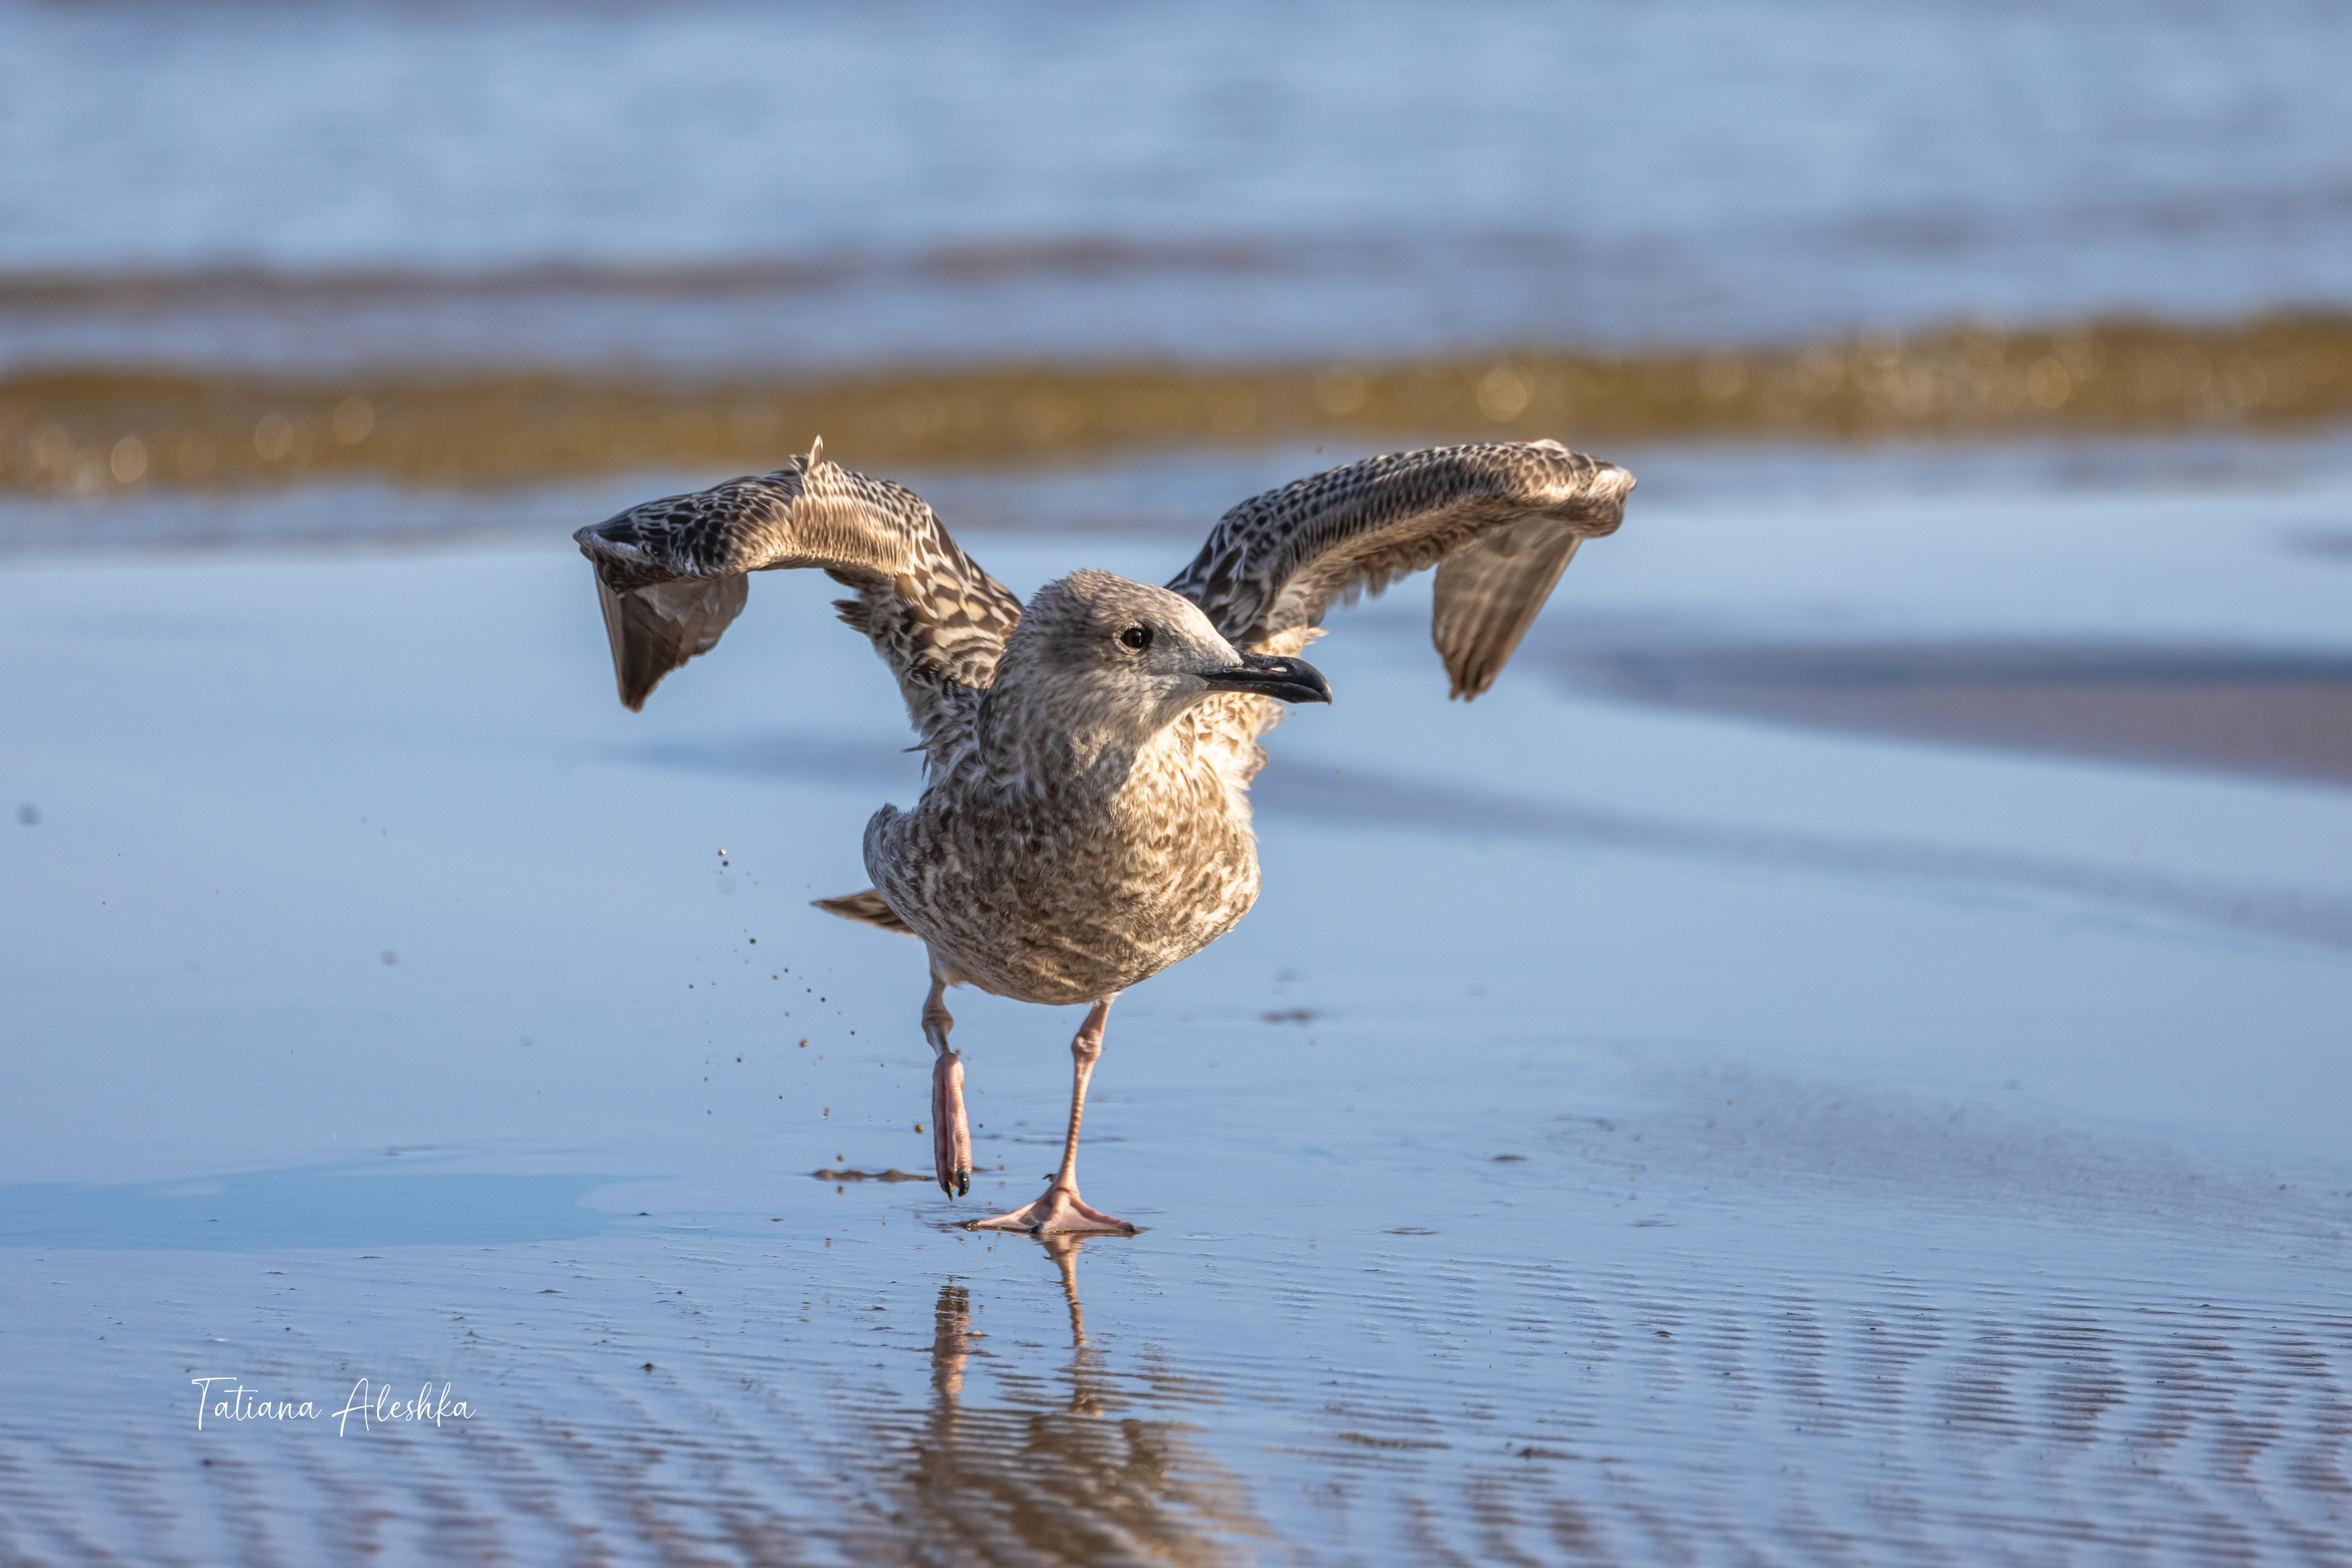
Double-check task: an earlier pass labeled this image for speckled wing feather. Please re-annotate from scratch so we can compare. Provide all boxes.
[573,445,1023,740]
[1165,440,1635,699]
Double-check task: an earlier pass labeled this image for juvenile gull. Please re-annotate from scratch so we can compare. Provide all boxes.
[575,439,1634,1231]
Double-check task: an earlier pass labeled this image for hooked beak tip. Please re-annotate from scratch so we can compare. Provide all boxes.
[1201,652,1333,706]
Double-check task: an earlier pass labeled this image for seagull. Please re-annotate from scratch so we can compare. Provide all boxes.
[575,438,1634,1232]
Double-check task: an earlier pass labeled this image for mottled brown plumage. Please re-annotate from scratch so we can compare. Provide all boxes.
[575,438,1634,1231]
[1167,438,1634,695]
[867,574,1277,1008]
[575,437,1019,750]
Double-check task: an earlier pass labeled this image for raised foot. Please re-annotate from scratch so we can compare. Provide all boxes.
[931,1052,972,1199]
[965,1182,1135,1235]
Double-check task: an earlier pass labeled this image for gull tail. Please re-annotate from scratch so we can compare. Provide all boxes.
[814,888,915,937]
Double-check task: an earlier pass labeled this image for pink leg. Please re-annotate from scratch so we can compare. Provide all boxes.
[969,996,1134,1235]
[925,977,972,1199]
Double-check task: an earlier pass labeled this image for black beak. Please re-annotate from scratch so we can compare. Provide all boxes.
[1199,652,1333,705]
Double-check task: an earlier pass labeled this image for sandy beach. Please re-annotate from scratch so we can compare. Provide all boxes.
[4,464,2349,1563]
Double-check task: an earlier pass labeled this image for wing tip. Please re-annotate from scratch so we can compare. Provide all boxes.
[577,521,648,565]
[1445,666,1497,702]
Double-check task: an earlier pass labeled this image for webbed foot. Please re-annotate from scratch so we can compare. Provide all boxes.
[967,1181,1134,1235]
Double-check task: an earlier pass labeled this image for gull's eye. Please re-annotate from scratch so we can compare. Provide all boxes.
[1120,625,1152,650]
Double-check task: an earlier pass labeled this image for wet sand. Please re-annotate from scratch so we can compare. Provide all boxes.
[3,474,2350,1563]
[13,1,2352,1553]
[1564,638,2352,791]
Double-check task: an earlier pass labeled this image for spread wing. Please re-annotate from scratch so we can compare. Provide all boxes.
[1165,440,1635,699]
[573,442,1023,742]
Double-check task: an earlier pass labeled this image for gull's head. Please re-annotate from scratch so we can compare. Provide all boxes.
[996,570,1331,743]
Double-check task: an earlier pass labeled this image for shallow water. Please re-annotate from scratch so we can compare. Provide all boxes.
[7,0,2352,374]
[5,465,2350,1562]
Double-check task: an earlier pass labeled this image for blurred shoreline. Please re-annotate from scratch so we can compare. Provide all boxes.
[8,311,2352,498]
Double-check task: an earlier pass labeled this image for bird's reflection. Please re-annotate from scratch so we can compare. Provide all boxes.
[933,1235,1103,1410]
[876,1234,1264,1566]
